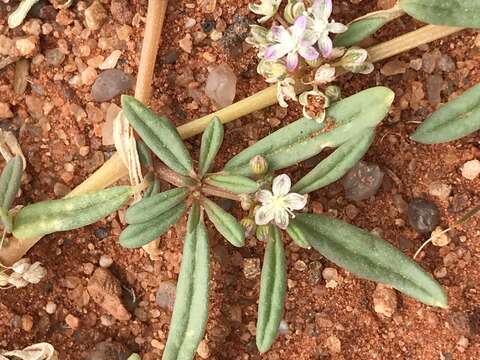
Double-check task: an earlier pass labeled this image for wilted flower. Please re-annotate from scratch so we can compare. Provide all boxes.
[307,0,347,58]
[314,63,336,84]
[7,272,29,288]
[299,88,330,122]
[257,60,288,82]
[276,77,297,107]
[284,0,306,24]
[255,174,308,230]
[249,0,282,23]
[264,16,319,71]
[2,258,46,289]
[23,262,47,284]
[11,258,31,274]
[340,47,374,74]
[325,85,341,101]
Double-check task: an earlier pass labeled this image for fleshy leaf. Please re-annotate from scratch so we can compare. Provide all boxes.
[125,188,189,224]
[205,174,259,194]
[285,220,310,249]
[400,0,480,28]
[411,83,480,144]
[0,155,23,210]
[293,214,448,308]
[203,198,245,247]
[224,87,394,176]
[137,140,153,167]
[121,95,194,176]
[291,129,374,194]
[199,117,224,177]
[256,226,286,353]
[119,202,186,248]
[163,202,209,360]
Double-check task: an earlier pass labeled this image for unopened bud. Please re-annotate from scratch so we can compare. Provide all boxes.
[256,224,270,242]
[249,155,269,176]
[239,194,253,211]
[240,218,256,238]
[325,85,341,102]
[0,272,9,287]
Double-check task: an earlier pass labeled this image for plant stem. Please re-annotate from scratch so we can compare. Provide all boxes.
[134,0,169,103]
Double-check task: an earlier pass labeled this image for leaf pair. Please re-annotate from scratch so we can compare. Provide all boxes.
[223,87,394,176]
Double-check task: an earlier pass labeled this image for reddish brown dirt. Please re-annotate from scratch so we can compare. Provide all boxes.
[0,0,479,359]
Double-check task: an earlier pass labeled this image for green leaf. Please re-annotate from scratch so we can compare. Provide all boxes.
[256,226,286,353]
[224,87,394,176]
[163,203,209,360]
[125,188,189,224]
[286,221,310,249]
[199,117,224,177]
[203,198,245,247]
[293,214,448,308]
[121,95,194,176]
[335,17,388,47]
[13,187,133,240]
[400,0,480,28]
[205,174,259,194]
[119,202,186,248]
[127,354,141,360]
[411,83,480,144]
[144,177,160,198]
[137,140,153,167]
[292,129,375,194]
[0,155,23,210]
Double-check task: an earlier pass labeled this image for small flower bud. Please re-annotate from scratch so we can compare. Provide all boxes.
[241,218,257,238]
[325,85,341,102]
[250,155,269,176]
[256,224,270,242]
[0,272,9,287]
[239,194,253,211]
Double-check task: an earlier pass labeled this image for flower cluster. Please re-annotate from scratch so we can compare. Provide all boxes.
[0,258,46,289]
[247,0,373,122]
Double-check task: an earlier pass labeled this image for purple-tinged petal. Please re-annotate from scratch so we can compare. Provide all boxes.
[299,44,319,61]
[292,15,307,38]
[313,0,332,19]
[264,44,289,60]
[270,25,291,43]
[318,35,333,58]
[255,204,275,226]
[285,52,299,71]
[272,174,291,197]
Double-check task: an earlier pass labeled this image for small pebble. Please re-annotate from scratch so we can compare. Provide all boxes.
[461,159,480,180]
[407,198,440,234]
[205,63,237,108]
[45,302,57,314]
[243,258,261,280]
[99,255,113,268]
[428,181,452,201]
[155,281,176,310]
[196,340,209,359]
[21,315,34,332]
[431,227,450,247]
[373,284,397,317]
[65,314,80,329]
[325,335,341,354]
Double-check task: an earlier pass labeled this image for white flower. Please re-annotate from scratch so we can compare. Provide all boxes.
[264,16,319,71]
[307,0,347,58]
[22,262,46,284]
[314,64,336,84]
[249,0,282,23]
[276,77,297,107]
[255,174,308,230]
[11,258,31,274]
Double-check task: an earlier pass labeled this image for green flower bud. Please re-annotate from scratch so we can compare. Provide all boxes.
[284,0,306,24]
[256,224,270,242]
[249,155,269,176]
[325,85,341,102]
[241,218,257,238]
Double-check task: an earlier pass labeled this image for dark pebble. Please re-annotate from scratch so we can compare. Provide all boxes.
[343,161,384,201]
[85,341,130,360]
[161,50,179,64]
[29,0,57,20]
[202,19,216,33]
[91,69,133,102]
[448,193,470,213]
[407,198,440,234]
[95,227,109,239]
